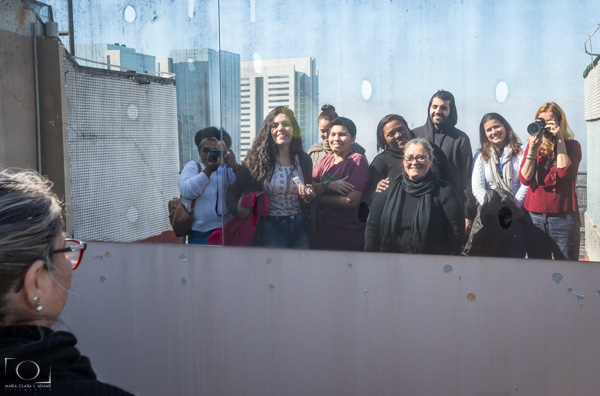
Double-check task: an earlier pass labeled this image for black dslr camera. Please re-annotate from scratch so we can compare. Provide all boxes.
[527,118,548,137]
[207,149,220,163]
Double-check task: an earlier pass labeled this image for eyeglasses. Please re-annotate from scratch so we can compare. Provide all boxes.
[13,239,87,293]
[403,155,430,164]
[52,239,87,270]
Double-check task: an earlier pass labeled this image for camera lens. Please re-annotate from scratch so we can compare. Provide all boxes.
[527,123,541,136]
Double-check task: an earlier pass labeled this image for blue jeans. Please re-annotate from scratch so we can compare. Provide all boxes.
[188,229,216,245]
[260,214,309,249]
[524,212,580,261]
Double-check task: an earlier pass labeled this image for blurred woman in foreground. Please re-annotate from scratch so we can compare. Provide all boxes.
[0,169,133,395]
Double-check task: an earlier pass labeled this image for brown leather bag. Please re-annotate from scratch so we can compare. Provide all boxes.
[168,163,201,237]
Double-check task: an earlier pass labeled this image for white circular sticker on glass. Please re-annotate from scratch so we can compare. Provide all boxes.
[361,80,372,100]
[495,81,508,103]
[124,6,136,23]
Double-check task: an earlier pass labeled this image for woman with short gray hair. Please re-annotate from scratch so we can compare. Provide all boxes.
[365,138,465,254]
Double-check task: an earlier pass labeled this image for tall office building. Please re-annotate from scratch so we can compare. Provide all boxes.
[171,49,241,168]
[240,57,318,159]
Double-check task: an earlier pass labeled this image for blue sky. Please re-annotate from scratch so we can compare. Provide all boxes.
[47,0,600,169]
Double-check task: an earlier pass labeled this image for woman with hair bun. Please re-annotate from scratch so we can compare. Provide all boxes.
[307,104,366,167]
[0,169,133,395]
[300,117,370,251]
[519,102,582,260]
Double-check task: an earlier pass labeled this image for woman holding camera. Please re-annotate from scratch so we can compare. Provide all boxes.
[0,170,133,395]
[365,138,464,254]
[179,127,238,245]
[519,102,582,260]
[226,106,313,248]
[467,113,528,257]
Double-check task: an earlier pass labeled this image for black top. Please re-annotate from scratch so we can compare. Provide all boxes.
[0,326,134,395]
[412,96,476,220]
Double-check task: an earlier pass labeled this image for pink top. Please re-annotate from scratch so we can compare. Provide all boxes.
[313,153,369,249]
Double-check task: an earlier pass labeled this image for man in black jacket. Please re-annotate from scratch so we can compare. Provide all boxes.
[413,90,476,237]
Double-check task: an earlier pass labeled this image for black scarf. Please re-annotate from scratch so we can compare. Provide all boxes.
[381,171,439,253]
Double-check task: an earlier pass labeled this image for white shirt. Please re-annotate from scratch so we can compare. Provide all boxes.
[178,161,236,232]
[472,151,528,208]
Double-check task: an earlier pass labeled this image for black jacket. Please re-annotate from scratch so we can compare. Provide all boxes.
[365,176,465,255]
[413,94,477,220]
[0,326,134,395]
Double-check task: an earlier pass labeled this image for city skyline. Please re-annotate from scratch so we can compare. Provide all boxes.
[44,0,600,169]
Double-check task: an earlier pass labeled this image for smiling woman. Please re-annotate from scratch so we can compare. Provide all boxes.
[225,106,313,248]
[365,138,465,254]
[304,117,370,251]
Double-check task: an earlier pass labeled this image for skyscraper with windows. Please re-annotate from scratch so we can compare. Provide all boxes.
[240,57,318,159]
[171,49,241,167]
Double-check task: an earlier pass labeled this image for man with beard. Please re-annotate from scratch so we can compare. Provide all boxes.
[413,90,476,237]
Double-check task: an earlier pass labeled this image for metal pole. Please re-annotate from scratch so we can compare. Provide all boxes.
[68,0,74,55]
[32,23,42,174]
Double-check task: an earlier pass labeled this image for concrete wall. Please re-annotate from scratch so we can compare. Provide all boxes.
[0,0,44,169]
[585,63,600,260]
[61,243,600,396]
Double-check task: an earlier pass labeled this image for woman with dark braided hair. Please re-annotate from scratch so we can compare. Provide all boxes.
[363,114,457,206]
[226,106,313,248]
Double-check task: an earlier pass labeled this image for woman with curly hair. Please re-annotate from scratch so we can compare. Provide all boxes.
[519,102,582,260]
[226,106,313,248]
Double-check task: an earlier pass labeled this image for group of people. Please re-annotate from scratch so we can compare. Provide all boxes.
[0,93,581,393]
[179,90,581,261]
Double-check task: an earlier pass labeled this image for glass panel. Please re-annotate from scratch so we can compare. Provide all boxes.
[41,0,599,261]
[45,0,225,246]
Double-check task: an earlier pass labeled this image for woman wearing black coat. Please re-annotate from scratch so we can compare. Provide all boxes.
[365,138,465,254]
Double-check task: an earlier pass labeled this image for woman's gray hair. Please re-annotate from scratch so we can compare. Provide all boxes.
[404,137,435,160]
[0,169,63,324]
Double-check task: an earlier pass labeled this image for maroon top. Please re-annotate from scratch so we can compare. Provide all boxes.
[518,140,581,214]
[313,153,370,250]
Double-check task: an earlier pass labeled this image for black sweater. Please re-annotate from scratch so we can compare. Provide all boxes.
[413,98,476,220]
[0,326,134,395]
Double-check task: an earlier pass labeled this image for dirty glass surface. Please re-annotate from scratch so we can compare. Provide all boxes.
[47,0,599,259]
